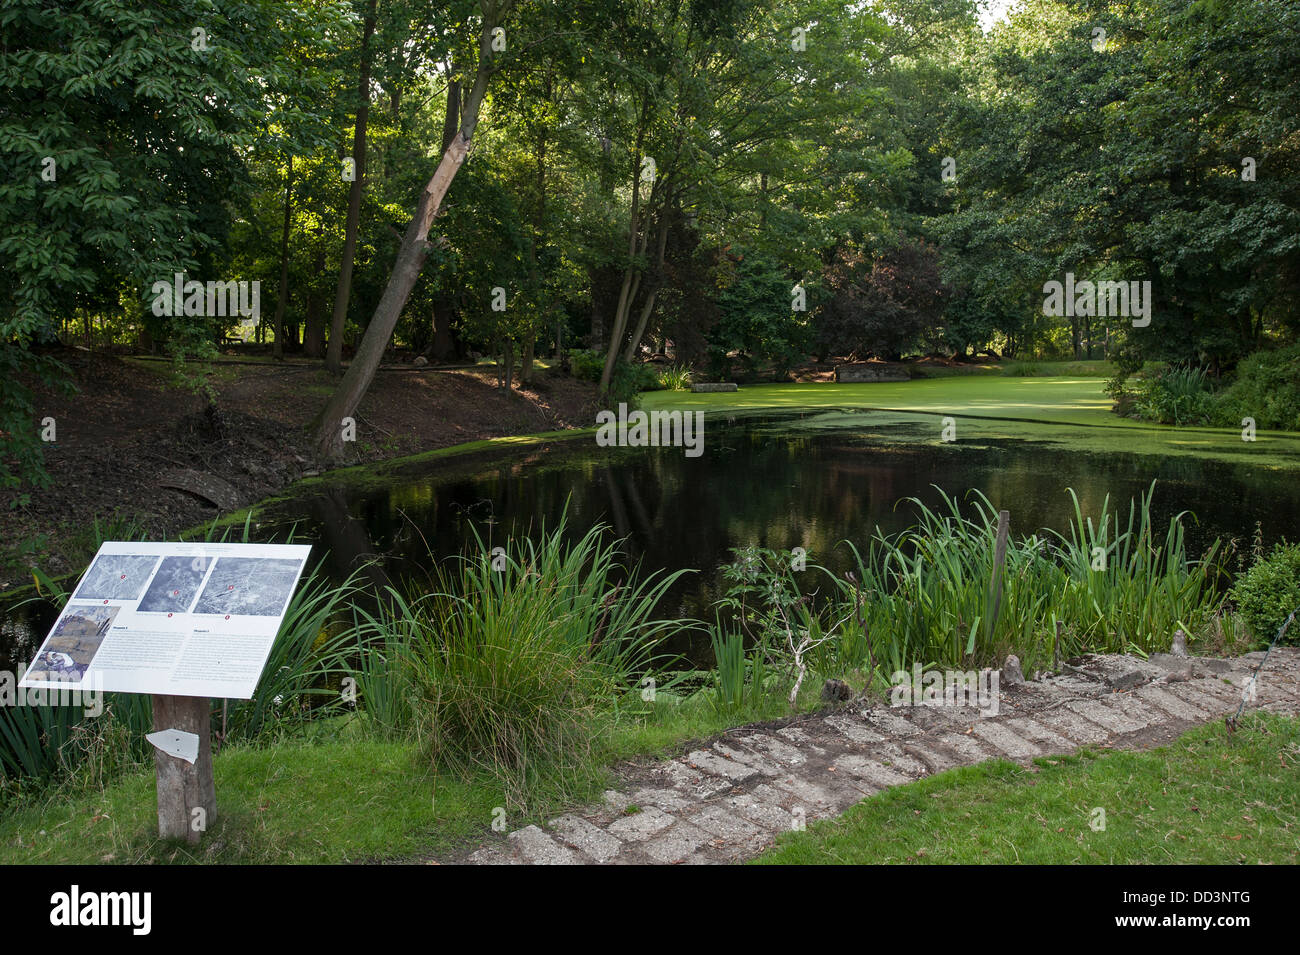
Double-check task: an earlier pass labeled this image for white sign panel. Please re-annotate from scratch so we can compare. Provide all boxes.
[19,541,312,699]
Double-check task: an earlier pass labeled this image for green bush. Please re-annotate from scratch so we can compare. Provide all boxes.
[567,350,660,403]
[1210,343,1300,432]
[1132,366,1215,425]
[1230,542,1300,647]
[567,348,604,382]
[354,515,690,802]
[658,363,693,391]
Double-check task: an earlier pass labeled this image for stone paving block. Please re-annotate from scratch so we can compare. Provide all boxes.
[1034,708,1110,744]
[972,720,1041,758]
[713,740,780,775]
[467,846,520,865]
[1188,678,1243,703]
[725,793,794,832]
[603,790,632,811]
[1108,693,1168,727]
[832,754,913,789]
[1064,698,1146,734]
[1003,718,1075,753]
[549,814,624,863]
[774,726,828,752]
[873,741,930,776]
[508,825,580,865]
[770,774,847,813]
[607,805,676,842]
[734,733,808,767]
[655,759,734,799]
[688,804,765,843]
[642,820,713,864]
[1134,684,1210,721]
[629,786,695,812]
[1253,676,1300,704]
[1174,685,1234,715]
[903,740,964,772]
[684,749,760,782]
[864,710,922,736]
[937,732,997,762]
[824,714,885,745]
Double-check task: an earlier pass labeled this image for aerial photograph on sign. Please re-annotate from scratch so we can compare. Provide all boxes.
[24,605,119,682]
[192,556,305,617]
[137,555,209,614]
[71,553,160,602]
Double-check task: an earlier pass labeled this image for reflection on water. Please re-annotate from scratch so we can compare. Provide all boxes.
[4,412,1297,668]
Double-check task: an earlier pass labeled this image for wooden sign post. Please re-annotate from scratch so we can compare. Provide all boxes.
[151,695,216,844]
[19,540,311,847]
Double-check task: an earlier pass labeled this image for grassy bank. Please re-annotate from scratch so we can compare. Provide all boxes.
[0,693,806,864]
[755,713,1300,865]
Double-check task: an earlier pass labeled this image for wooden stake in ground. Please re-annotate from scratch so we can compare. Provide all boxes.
[151,695,215,845]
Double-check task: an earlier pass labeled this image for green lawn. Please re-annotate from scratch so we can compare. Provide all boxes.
[643,376,1121,426]
[0,689,807,865]
[755,713,1300,865]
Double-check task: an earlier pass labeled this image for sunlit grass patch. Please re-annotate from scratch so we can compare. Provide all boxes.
[755,713,1300,865]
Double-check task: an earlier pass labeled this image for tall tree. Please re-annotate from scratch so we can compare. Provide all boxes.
[325,0,379,374]
[314,0,515,459]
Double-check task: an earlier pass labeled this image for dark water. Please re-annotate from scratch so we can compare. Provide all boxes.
[4,411,1297,668]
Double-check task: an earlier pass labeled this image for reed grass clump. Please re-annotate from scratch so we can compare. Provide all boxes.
[354,516,690,802]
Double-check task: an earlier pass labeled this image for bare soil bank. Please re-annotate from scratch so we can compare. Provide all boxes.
[1,349,600,590]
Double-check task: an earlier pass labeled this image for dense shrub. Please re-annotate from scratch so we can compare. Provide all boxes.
[1230,542,1300,647]
[658,364,693,391]
[1209,344,1300,432]
[1132,366,1215,425]
[567,348,604,382]
[354,517,688,801]
[567,349,660,404]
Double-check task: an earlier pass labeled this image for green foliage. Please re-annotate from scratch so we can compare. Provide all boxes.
[657,363,693,391]
[1229,542,1300,648]
[1132,366,1215,425]
[1209,344,1300,432]
[567,348,605,382]
[0,0,348,486]
[604,359,658,406]
[709,250,810,381]
[707,626,767,713]
[353,514,691,804]
[715,485,1225,683]
[1002,362,1044,377]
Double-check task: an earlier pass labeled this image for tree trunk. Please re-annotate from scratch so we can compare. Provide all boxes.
[521,337,533,385]
[599,102,652,393]
[325,0,378,375]
[272,155,294,361]
[622,212,671,362]
[303,246,327,358]
[313,6,509,461]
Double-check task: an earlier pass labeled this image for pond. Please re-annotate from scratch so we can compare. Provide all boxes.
[4,409,1297,670]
